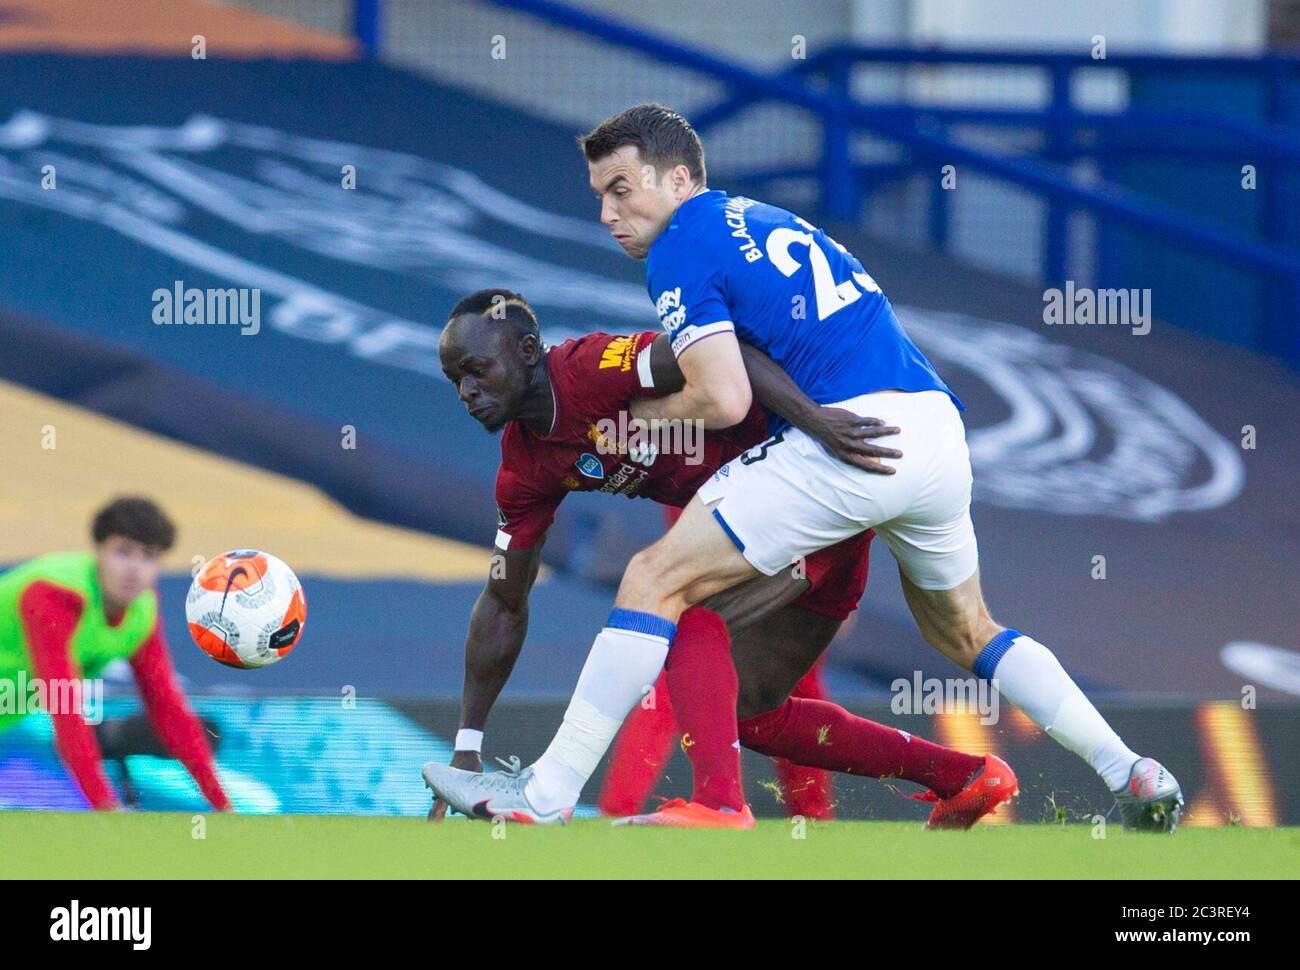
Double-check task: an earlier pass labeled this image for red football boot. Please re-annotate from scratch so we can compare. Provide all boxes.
[612,798,756,829]
[915,754,1019,829]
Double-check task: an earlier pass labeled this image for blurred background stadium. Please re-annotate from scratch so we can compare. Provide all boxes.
[0,0,1296,826]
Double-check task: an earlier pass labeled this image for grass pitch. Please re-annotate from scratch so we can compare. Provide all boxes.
[4,811,1297,878]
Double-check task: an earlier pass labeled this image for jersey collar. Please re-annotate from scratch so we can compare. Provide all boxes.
[649,189,726,262]
[667,188,725,231]
[536,347,559,439]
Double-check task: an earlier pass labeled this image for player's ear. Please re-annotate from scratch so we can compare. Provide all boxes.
[517,332,542,365]
[671,163,693,198]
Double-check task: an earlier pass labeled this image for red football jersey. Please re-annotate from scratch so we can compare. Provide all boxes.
[494,331,770,552]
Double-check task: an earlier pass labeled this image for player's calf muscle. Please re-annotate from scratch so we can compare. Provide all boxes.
[901,572,1001,668]
[919,617,1002,668]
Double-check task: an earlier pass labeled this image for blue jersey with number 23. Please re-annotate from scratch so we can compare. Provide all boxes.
[646,190,961,429]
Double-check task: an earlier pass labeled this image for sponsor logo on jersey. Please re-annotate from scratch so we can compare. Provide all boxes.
[561,475,581,490]
[599,335,637,371]
[655,287,686,332]
[575,453,604,479]
[586,423,616,453]
[589,418,660,467]
[598,462,649,497]
[628,437,657,467]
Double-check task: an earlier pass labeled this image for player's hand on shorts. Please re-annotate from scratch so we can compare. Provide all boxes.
[428,749,483,821]
[808,407,902,474]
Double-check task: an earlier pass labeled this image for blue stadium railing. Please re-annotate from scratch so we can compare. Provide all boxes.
[355,0,1300,363]
[352,0,383,58]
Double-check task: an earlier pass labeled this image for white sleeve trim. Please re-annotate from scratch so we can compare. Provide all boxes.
[671,320,734,358]
[494,529,512,550]
[636,344,655,388]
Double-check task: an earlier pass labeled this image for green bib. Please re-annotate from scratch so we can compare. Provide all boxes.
[0,552,157,731]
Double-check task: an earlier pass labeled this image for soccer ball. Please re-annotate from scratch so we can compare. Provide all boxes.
[186,550,307,669]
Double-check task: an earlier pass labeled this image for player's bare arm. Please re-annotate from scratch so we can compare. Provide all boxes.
[460,540,546,736]
[429,539,544,820]
[630,331,752,428]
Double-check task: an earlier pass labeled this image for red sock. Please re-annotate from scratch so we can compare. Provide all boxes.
[664,606,745,812]
[740,697,983,799]
[774,664,835,819]
[598,671,677,817]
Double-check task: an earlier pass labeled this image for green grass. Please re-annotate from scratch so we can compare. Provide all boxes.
[4,811,1298,878]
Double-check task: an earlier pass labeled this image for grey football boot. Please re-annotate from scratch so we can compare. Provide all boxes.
[422,759,571,825]
[1112,757,1184,833]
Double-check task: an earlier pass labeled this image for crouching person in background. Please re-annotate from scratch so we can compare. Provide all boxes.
[0,496,230,811]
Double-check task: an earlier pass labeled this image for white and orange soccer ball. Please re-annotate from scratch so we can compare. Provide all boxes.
[185,550,306,669]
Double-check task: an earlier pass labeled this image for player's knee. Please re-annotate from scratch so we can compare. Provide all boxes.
[616,545,683,615]
[619,546,665,596]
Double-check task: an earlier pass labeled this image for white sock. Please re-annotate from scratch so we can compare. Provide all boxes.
[975,630,1139,791]
[526,611,674,814]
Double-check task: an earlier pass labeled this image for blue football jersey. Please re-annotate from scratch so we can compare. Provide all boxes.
[646,190,961,428]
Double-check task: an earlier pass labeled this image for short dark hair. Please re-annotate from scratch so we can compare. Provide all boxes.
[579,103,706,185]
[447,288,541,342]
[91,497,176,550]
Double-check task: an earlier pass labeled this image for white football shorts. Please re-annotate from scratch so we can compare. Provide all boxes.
[696,389,978,591]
